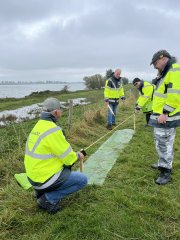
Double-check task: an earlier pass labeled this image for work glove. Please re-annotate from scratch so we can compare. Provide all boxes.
[121,97,126,101]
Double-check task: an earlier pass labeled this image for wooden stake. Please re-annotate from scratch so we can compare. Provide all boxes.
[133,112,136,131]
[68,100,73,129]
[80,158,83,172]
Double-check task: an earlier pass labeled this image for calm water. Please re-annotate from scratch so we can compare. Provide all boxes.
[0,82,85,98]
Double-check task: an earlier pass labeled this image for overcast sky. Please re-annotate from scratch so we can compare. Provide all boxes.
[0,0,180,83]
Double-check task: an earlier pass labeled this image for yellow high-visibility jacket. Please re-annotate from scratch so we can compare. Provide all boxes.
[24,119,78,184]
[104,76,124,103]
[136,81,154,113]
[153,63,180,116]
[150,62,180,127]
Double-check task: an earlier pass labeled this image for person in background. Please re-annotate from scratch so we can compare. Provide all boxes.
[149,50,180,185]
[133,78,154,126]
[104,68,125,130]
[24,97,87,213]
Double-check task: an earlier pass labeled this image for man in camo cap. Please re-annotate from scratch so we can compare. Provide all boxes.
[149,50,180,185]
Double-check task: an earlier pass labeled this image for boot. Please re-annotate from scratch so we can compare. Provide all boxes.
[151,162,159,169]
[37,194,62,214]
[106,124,112,130]
[34,190,44,199]
[155,168,172,185]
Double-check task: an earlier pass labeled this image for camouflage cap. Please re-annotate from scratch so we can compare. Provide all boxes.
[42,97,61,112]
[150,50,171,65]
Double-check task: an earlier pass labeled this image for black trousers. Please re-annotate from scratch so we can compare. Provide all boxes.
[145,113,151,124]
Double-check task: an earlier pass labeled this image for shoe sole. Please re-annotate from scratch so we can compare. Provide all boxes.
[151,165,159,170]
[38,205,62,214]
[155,179,172,185]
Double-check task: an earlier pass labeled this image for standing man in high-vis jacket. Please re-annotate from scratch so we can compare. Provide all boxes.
[133,78,154,126]
[24,97,87,213]
[149,50,180,185]
[104,68,125,130]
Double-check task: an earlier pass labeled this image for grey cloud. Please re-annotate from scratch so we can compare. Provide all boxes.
[0,0,180,82]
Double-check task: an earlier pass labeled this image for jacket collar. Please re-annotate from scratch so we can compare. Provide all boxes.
[40,111,57,123]
[112,74,121,81]
[161,57,176,78]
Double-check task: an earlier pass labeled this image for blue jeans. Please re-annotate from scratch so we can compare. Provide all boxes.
[45,171,88,204]
[107,103,118,125]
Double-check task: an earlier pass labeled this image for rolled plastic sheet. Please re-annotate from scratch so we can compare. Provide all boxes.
[79,129,135,185]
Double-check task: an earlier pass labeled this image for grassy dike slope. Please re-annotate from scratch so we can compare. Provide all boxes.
[0,87,179,240]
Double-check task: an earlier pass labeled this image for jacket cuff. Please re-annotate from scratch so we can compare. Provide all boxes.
[163,110,169,114]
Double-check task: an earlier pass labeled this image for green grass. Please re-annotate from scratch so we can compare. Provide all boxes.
[0,87,179,240]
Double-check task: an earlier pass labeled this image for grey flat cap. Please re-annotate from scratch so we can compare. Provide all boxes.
[42,97,61,112]
[150,50,171,65]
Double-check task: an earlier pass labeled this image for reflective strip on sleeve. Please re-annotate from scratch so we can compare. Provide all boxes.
[154,92,167,98]
[150,115,180,121]
[26,148,54,159]
[167,89,180,94]
[140,95,149,99]
[163,104,175,112]
[167,115,180,121]
[57,146,72,159]
[33,171,62,190]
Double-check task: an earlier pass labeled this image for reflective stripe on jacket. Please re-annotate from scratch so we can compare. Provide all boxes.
[24,119,77,183]
[104,77,124,103]
[136,81,154,113]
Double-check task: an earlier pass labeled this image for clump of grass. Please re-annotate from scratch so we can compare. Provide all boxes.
[93,109,106,124]
[84,107,106,125]
[68,106,107,150]
[70,121,99,148]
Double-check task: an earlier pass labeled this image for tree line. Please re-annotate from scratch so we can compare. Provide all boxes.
[83,69,129,89]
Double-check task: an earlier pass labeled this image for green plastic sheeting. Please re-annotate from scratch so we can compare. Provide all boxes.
[14,173,32,190]
[80,129,135,185]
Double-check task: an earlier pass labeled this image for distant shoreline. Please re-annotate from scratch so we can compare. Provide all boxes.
[0,82,85,98]
[0,81,83,86]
